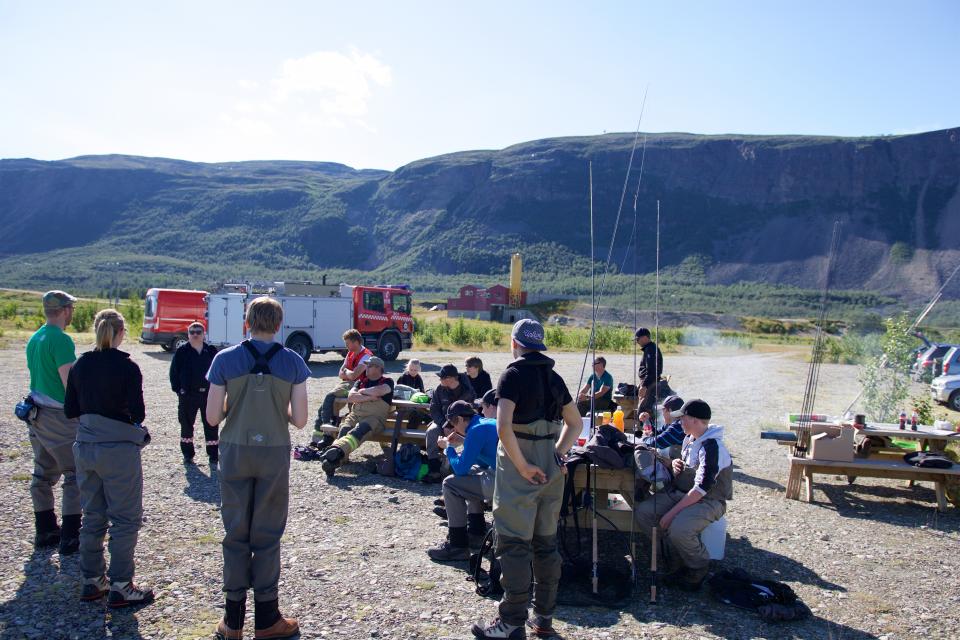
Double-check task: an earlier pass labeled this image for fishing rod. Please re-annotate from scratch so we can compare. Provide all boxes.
[842,259,960,416]
[650,199,661,604]
[588,162,600,596]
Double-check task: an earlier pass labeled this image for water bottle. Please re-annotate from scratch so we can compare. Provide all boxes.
[899,411,906,430]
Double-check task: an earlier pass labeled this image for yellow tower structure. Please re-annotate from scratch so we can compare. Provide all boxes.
[509,253,523,308]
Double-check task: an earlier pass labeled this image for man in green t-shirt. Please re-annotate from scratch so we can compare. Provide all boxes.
[576,356,615,415]
[25,290,82,554]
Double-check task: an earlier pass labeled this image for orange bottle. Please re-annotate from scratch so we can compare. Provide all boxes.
[612,408,625,432]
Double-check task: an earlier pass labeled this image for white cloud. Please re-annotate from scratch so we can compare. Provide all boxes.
[221,48,392,143]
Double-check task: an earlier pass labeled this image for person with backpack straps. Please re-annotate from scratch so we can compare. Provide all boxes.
[472,320,582,640]
[205,297,310,640]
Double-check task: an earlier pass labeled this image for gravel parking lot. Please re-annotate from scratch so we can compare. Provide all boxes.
[0,341,957,639]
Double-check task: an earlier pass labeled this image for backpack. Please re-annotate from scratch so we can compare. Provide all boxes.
[633,444,674,497]
[394,443,426,481]
[707,569,811,622]
[903,451,954,469]
[468,528,502,598]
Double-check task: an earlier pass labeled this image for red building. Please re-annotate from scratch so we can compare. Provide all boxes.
[447,284,528,320]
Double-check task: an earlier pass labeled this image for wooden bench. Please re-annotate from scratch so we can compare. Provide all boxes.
[785,455,960,512]
[322,399,432,447]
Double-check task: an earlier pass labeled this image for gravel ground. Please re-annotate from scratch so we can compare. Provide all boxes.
[0,340,958,640]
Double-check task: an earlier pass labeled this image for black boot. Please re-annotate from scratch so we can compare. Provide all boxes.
[34,510,60,548]
[313,434,335,450]
[422,458,443,484]
[59,514,81,556]
[427,527,470,561]
[467,513,488,548]
[321,446,344,480]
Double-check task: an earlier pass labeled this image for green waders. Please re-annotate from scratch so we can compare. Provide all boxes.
[492,418,563,627]
[219,347,293,606]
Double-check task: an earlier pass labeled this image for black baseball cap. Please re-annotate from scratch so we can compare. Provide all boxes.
[443,399,477,430]
[662,395,684,412]
[512,319,547,351]
[474,389,498,410]
[634,327,651,339]
[677,399,711,420]
[439,364,459,379]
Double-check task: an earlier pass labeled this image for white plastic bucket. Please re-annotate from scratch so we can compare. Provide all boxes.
[701,516,727,560]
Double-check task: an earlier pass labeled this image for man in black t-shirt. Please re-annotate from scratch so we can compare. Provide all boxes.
[471,320,582,640]
[320,357,394,479]
[635,327,664,415]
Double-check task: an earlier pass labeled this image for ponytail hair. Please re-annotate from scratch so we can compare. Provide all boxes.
[94,308,125,351]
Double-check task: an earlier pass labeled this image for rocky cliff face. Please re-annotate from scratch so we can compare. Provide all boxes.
[0,129,957,299]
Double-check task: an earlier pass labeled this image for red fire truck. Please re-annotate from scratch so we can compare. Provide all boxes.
[205,282,414,362]
[140,288,208,351]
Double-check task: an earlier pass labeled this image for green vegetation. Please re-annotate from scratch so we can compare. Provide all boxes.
[858,315,915,422]
[889,241,914,264]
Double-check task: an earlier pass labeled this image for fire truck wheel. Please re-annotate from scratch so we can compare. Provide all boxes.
[160,344,172,353]
[287,335,312,363]
[378,334,400,362]
[171,335,189,351]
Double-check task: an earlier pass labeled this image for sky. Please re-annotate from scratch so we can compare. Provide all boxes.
[1,0,957,170]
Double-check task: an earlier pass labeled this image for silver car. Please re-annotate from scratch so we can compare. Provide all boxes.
[930,372,960,411]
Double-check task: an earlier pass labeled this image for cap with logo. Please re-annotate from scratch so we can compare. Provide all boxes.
[678,399,711,420]
[366,356,385,369]
[443,399,477,430]
[42,290,77,311]
[511,318,547,351]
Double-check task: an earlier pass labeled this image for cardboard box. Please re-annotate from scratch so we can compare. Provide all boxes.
[811,427,854,462]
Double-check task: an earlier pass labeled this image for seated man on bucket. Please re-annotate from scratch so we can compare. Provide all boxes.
[633,399,732,591]
[426,400,499,561]
[320,356,394,480]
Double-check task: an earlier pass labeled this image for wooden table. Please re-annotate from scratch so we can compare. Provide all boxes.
[785,454,960,512]
[319,400,432,475]
[567,466,636,533]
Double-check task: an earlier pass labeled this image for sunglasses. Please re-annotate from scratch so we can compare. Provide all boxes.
[188,330,204,335]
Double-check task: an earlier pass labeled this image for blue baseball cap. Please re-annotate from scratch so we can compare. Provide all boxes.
[512,318,547,351]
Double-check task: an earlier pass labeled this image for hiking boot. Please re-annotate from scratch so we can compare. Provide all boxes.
[433,497,445,507]
[79,575,110,602]
[34,510,60,548]
[472,617,526,639]
[108,581,155,608]
[321,446,344,479]
[215,620,243,640]
[254,616,299,639]
[433,506,448,519]
[526,615,562,639]
[59,514,81,556]
[312,433,335,450]
[427,539,471,561]
[667,566,708,592]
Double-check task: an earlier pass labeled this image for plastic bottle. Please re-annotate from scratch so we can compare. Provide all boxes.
[899,411,907,430]
[612,408,625,432]
[910,411,918,431]
[602,411,612,425]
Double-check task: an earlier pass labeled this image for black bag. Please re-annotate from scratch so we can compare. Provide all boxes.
[14,395,37,423]
[707,569,810,622]
[903,451,954,469]
[616,382,638,398]
[468,528,502,598]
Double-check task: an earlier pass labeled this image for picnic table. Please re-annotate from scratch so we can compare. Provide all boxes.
[566,465,636,533]
[780,417,960,510]
[319,399,434,476]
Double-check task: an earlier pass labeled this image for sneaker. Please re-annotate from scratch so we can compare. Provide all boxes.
[59,535,80,556]
[426,540,470,562]
[108,581,155,608]
[526,616,561,639]
[80,576,110,602]
[433,506,448,519]
[34,529,61,549]
[254,616,300,639]
[472,617,525,639]
[215,619,243,640]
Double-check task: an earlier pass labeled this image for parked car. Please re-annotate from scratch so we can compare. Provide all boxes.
[912,344,957,382]
[939,346,960,377]
[930,373,960,412]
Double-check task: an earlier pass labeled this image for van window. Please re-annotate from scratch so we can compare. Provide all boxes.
[364,291,385,313]
[144,295,156,319]
[392,294,411,314]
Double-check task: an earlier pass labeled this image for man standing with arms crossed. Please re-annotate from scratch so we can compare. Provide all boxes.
[635,327,664,417]
[25,290,81,555]
[472,320,581,640]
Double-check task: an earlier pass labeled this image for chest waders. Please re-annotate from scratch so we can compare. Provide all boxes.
[492,418,565,627]
[218,342,293,606]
